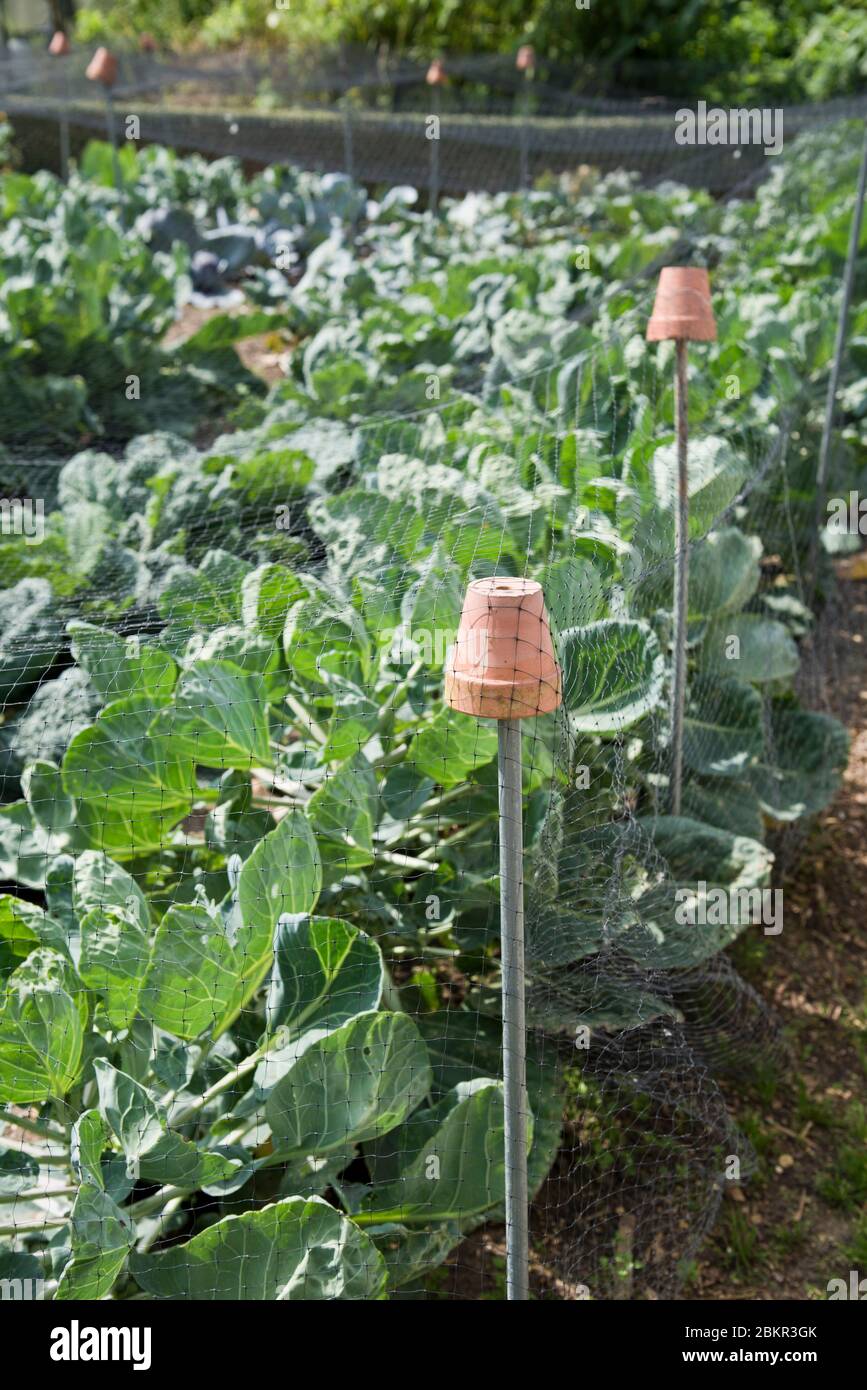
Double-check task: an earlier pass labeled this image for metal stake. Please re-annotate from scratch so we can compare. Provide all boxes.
[497,718,528,1301]
[104,90,122,192]
[810,117,867,590]
[670,337,689,816]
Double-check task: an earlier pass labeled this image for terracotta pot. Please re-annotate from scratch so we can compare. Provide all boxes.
[140,33,157,53]
[426,59,447,87]
[86,47,118,86]
[49,31,71,56]
[445,578,562,720]
[516,45,536,72]
[646,266,716,342]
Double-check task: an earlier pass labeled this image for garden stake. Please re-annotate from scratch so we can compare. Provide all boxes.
[446,578,562,1300]
[426,59,446,212]
[86,48,123,201]
[810,117,867,597]
[647,267,716,815]
[48,31,71,182]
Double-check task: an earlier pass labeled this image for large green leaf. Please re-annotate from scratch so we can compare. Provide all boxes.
[22,759,76,835]
[63,695,195,813]
[265,914,383,1036]
[560,619,664,733]
[0,949,86,1102]
[78,907,150,1030]
[748,706,849,821]
[624,816,774,968]
[93,1060,238,1186]
[651,436,747,538]
[72,850,150,927]
[362,1079,510,1223]
[140,902,261,1041]
[67,621,176,703]
[236,806,322,936]
[151,659,271,767]
[412,706,498,786]
[682,675,764,777]
[55,1183,134,1302]
[131,1196,387,1300]
[308,752,377,873]
[266,1010,431,1155]
[699,615,799,684]
[689,528,762,618]
[0,894,67,975]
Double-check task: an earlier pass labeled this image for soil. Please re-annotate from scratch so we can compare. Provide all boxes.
[429,571,867,1301]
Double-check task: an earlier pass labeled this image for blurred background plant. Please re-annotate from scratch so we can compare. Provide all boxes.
[1,0,866,105]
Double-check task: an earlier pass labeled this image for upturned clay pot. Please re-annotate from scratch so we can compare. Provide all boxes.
[49,31,71,56]
[426,59,447,86]
[86,47,118,86]
[646,266,716,342]
[445,578,562,720]
[516,45,536,72]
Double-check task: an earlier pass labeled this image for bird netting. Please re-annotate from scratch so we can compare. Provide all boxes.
[0,81,863,1301]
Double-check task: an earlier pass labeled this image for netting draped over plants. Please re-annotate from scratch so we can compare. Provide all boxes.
[0,99,863,1299]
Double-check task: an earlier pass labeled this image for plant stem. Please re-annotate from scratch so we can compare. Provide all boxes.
[0,1216,68,1236]
[0,1109,66,1143]
[285,692,327,744]
[0,1185,77,1204]
[417,815,492,860]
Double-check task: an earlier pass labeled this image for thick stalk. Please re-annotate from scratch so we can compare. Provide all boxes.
[670,337,689,816]
[498,718,528,1301]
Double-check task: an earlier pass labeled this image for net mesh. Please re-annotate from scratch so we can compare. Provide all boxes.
[0,55,863,1301]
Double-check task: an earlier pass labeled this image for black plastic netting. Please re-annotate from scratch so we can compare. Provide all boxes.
[0,61,863,1301]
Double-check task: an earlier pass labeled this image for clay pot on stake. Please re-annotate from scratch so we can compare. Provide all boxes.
[86,47,123,200]
[426,58,446,212]
[515,46,536,189]
[445,578,562,1300]
[646,267,717,814]
[48,31,71,182]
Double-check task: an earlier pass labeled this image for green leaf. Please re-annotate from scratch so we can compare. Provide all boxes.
[22,760,76,835]
[682,675,764,777]
[412,706,498,786]
[152,659,271,767]
[70,1109,109,1190]
[131,1195,387,1300]
[78,907,150,1030]
[308,753,377,873]
[266,914,383,1036]
[67,621,177,702]
[94,1059,239,1187]
[54,1183,134,1301]
[362,1079,510,1223]
[748,707,849,821]
[72,850,150,928]
[699,615,799,684]
[241,563,307,642]
[0,894,67,974]
[689,528,762,618]
[561,619,665,733]
[0,1145,38,1195]
[140,902,257,1041]
[0,949,86,1102]
[266,1010,432,1155]
[651,436,747,538]
[237,806,322,938]
[63,695,195,812]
